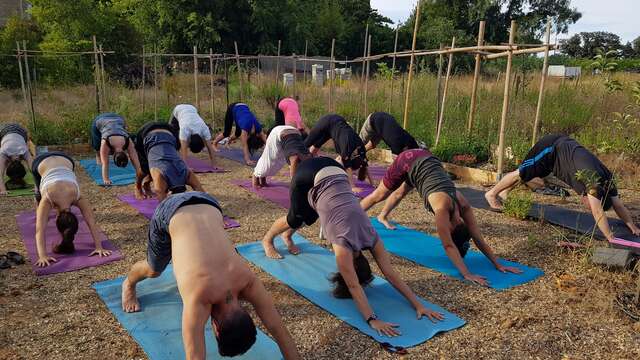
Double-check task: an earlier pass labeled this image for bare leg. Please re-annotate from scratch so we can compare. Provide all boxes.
[485,170,520,209]
[95,152,101,165]
[377,185,410,230]
[282,228,300,255]
[122,260,159,313]
[262,216,293,259]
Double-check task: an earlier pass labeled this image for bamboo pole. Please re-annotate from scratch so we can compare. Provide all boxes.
[435,43,444,129]
[402,0,422,129]
[496,21,517,176]
[224,56,229,107]
[153,44,158,121]
[92,36,101,113]
[363,35,372,119]
[301,40,308,115]
[193,46,200,109]
[328,38,335,112]
[435,37,456,147]
[532,20,552,146]
[485,44,557,59]
[467,21,486,133]
[141,45,146,112]
[209,48,216,126]
[15,42,30,122]
[293,55,297,98]
[359,23,369,121]
[22,41,36,131]
[388,24,399,112]
[234,42,243,101]
[276,40,281,86]
[99,44,107,109]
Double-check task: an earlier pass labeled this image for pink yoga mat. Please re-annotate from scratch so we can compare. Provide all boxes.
[118,194,240,229]
[16,208,123,276]
[186,157,227,173]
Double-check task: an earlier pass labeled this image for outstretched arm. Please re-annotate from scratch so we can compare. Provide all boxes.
[35,199,56,267]
[182,299,210,360]
[360,182,392,212]
[242,278,301,360]
[180,140,189,162]
[100,142,111,185]
[186,170,205,192]
[240,130,255,165]
[77,197,111,257]
[205,139,217,167]
[611,196,640,236]
[586,195,615,240]
[0,156,7,195]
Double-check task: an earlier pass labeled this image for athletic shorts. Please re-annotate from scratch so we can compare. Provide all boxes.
[518,134,563,182]
[359,114,381,146]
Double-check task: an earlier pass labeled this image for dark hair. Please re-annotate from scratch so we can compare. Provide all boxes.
[113,151,129,168]
[188,134,205,153]
[357,163,368,181]
[215,307,257,357]
[54,210,79,254]
[451,224,471,257]
[330,252,374,298]
[247,134,265,155]
[6,160,27,189]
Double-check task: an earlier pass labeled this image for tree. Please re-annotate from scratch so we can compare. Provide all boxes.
[633,36,640,56]
[562,34,583,57]
[560,31,623,58]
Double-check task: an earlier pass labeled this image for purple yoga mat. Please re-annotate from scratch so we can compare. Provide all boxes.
[216,147,261,165]
[185,157,227,173]
[118,194,240,229]
[16,208,123,276]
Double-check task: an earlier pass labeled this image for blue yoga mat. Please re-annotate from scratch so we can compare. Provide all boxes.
[93,266,282,360]
[371,218,544,290]
[79,159,136,186]
[237,235,465,348]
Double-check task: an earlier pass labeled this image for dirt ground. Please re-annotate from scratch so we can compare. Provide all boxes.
[1,151,639,360]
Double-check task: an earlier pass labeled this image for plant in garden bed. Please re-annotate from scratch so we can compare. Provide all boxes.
[503,190,533,220]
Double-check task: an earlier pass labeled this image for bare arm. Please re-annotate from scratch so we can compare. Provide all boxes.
[76,196,110,256]
[24,151,34,171]
[99,142,111,184]
[364,140,375,152]
[240,130,253,165]
[213,132,225,146]
[587,194,615,240]
[370,241,421,309]
[205,139,216,167]
[378,182,412,220]
[334,247,375,320]
[35,199,56,266]
[457,195,500,266]
[288,156,299,178]
[360,182,392,211]
[611,196,640,235]
[181,299,210,360]
[0,156,7,194]
[242,277,300,360]
[180,140,189,162]
[186,170,205,192]
[433,208,478,281]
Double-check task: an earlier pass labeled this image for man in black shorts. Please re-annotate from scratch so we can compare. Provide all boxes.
[121,192,300,359]
[485,134,640,241]
[359,112,420,155]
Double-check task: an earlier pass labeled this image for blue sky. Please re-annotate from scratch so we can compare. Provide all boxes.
[371,0,639,43]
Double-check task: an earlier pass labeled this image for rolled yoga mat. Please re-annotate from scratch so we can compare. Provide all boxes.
[457,186,640,249]
[118,194,240,229]
[370,218,544,290]
[79,159,136,186]
[237,234,466,348]
[16,208,123,276]
[93,265,282,360]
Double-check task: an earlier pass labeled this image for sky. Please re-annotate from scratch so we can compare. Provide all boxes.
[370,0,639,43]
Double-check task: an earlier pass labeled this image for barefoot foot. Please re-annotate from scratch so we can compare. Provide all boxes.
[377,215,396,230]
[484,192,503,210]
[262,241,284,259]
[121,278,141,313]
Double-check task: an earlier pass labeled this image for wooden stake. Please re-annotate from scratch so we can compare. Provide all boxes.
[363,35,372,119]
[92,35,101,113]
[497,21,517,176]
[403,0,422,129]
[293,55,297,98]
[224,57,229,107]
[153,44,158,121]
[532,20,552,146]
[435,43,444,129]
[16,42,30,122]
[328,38,335,112]
[209,48,216,127]
[467,21,485,133]
[99,44,107,109]
[301,41,308,115]
[193,46,200,109]
[22,41,36,131]
[388,24,399,112]
[435,37,456,147]
[234,42,243,101]
[276,40,281,86]
[141,45,146,112]
[359,23,369,121]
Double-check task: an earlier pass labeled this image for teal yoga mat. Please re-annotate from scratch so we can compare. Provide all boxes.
[237,235,465,348]
[371,218,544,290]
[93,266,283,360]
[79,159,136,186]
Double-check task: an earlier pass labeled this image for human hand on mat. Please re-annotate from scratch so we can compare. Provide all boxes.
[464,273,489,286]
[102,178,112,186]
[0,190,7,196]
[496,265,522,274]
[416,306,444,322]
[89,248,112,257]
[370,319,401,337]
[35,256,57,267]
[245,159,256,166]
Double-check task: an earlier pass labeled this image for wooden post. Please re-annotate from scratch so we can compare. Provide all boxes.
[153,44,158,121]
[209,48,216,127]
[92,35,101,113]
[193,46,200,109]
[532,20,552,146]
[224,56,229,107]
[234,42,243,101]
[276,40,281,86]
[363,35,372,120]
[303,41,308,83]
[359,23,369,120]
[467,21,485,133]
[435,43,444,129]
[496,20,517,176]
[21,41,36,130]
[15,42,30,122]
[99,44,107,109]
[402,0,422,129]
[141,45,146,112]
[328,38,335,112]
[388,24,399,112]
[293,55,297,98]
[435,37,456,147]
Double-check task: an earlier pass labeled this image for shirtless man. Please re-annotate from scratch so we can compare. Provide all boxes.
[121,192,300,359]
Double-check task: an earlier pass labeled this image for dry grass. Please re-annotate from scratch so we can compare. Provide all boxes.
[1,150,639,359]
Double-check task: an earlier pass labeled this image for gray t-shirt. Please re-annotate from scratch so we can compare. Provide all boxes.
[1,132,28,158]
[308,174,379,252]
[96,114,128,139]
[407,156,457,213]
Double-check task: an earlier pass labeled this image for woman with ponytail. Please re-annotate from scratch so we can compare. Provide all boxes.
[32,152,111,267]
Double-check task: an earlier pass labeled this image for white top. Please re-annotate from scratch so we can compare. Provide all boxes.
[40,167,80,201]
[172,104,212,141]
[0,133,28,159]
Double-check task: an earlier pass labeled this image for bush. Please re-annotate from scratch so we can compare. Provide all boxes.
[431,136,489,164]
[503,190,533,220]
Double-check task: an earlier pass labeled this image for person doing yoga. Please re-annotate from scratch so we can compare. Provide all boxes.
[169,104,217,168]
[360,149,522,286]
[261,157,444,336]
[121,192,300,359]
[359,112,420,156]
[274,97,309,137]
[213,103,267,166]
[90,113,142,186]
[32,152,111,267]
[485,134,640,240]
[134,122,204,201]
[0,123,34,195]
[252,125,312,188]
[304,114,372,190]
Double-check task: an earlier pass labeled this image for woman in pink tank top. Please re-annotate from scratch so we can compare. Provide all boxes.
[275,98,309,137]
